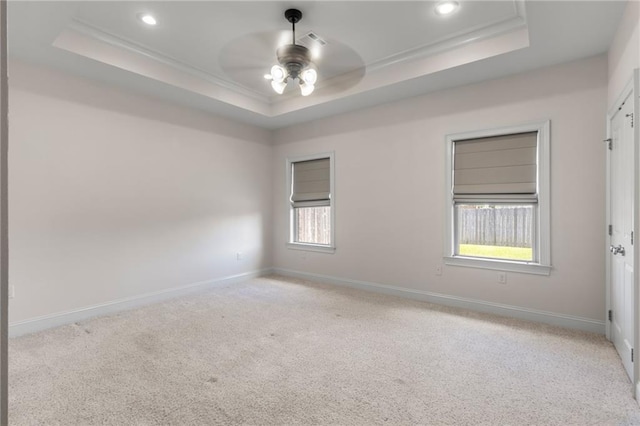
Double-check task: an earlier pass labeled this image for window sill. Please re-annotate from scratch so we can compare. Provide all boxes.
[444,256,551,276]
[287,243,336,254]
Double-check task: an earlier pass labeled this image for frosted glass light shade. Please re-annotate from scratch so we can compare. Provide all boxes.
[300,82,315,96]
[270,65,286,83]
[301,69,317,85]
[271,80,287,94]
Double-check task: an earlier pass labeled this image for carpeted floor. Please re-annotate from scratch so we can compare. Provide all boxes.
[9,275,640,425]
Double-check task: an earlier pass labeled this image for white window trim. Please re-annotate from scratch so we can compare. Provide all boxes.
[444,121,551,276]
[286,152,336,253]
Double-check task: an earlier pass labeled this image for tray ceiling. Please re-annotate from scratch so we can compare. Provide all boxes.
[8,1,627,129]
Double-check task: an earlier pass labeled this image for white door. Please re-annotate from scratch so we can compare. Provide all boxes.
[609,92,635,381]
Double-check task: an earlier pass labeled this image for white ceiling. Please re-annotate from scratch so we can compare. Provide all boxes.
[8,1,627,129]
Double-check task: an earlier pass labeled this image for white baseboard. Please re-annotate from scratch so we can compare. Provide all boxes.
[272,268,606,335]
[12,267,606,338]
[9,269,271,337]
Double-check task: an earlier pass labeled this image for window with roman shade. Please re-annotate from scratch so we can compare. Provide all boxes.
[444,122,551,275]
[287,153,335,252]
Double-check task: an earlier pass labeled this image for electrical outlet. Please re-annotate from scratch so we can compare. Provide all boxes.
[8,285,14,299]
[498,272,507,284]
[236,252,243,261]
[435,265,442,276]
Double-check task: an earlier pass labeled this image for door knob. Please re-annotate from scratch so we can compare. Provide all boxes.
[610,245,626,256]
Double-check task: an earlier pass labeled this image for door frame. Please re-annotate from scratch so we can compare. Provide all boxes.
[0,1,9,425]
[0,0,7,423]
[606,69,640,397]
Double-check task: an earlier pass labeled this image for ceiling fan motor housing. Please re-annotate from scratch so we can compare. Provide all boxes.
[276,44,311,79]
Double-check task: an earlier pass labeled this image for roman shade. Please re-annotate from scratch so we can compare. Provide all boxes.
[291,158,330,207]
[453,132,538,202]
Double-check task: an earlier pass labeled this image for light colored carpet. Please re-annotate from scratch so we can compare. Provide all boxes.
[9,275,640,425]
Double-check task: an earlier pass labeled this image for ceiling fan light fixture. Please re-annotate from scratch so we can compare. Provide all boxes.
[435,1,459,16]
[268,9,319,97]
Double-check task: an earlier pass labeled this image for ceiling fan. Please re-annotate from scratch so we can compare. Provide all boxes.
[266,9,318,96]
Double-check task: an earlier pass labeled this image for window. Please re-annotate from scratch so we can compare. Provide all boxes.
[444,122,551,275]
[287,153,335,253]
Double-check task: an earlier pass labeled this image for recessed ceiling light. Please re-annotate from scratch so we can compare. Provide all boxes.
[435,1,460,16]
[138,13,157,26]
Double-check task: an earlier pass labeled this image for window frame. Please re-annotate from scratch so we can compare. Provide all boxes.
[444,121,551,275]
[286,152,335,253]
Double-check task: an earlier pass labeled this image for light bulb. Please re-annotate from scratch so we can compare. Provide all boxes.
[300,82,315,96]
[435,1,459,16]
[301,68,318,85]
[139,14,157,25]
[271,80,287,94]
[270,65,286,83]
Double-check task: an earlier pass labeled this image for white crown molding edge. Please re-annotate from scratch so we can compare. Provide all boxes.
[8,268,272,337]
[365,0,527,73]
[66,19,270,104]
[271,268,605,335]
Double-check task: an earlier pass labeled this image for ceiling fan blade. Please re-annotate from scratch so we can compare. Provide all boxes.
[307,38,366,95]
[220,31,283,69]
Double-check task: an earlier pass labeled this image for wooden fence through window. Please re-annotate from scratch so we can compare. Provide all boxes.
[296,207,331,244]
[457,206,532,248]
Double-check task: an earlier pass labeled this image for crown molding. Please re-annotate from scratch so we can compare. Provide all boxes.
[367,0,527,73]
[66,19,270,104]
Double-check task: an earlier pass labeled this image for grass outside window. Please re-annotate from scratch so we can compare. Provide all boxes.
[458,244,533,261]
